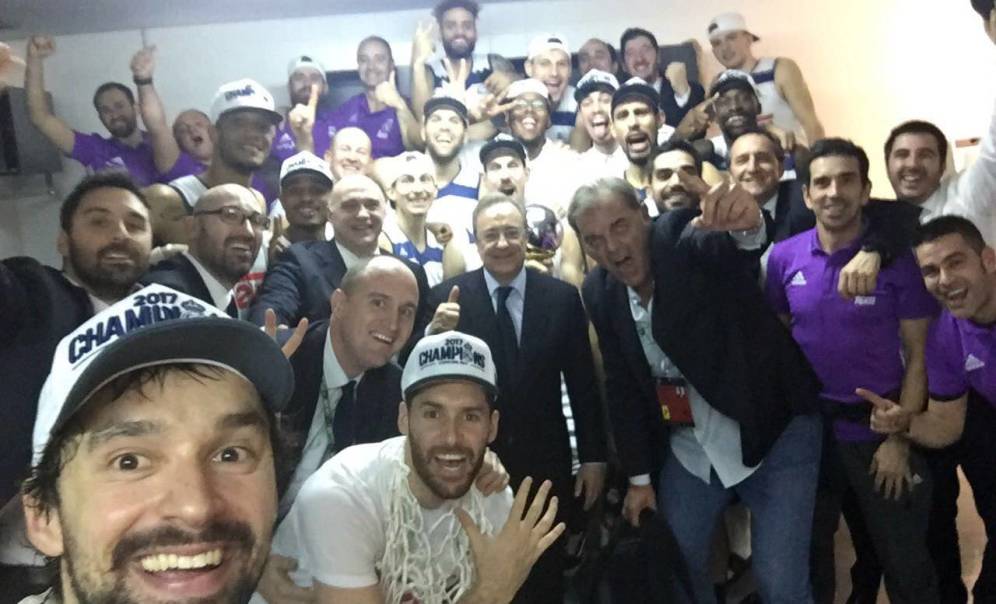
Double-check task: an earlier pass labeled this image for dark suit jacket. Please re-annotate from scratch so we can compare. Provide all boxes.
[767,179,816,243]
[0,259,94,502]
[140,254,214,307]
[426,268,608,496]
[277,320,402,497]
[248,239,431,358]
[582,209,821,478]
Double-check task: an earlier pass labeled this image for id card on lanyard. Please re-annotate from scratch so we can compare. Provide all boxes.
[657,377,694,426]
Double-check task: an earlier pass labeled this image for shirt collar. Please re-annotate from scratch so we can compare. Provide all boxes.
[335,241,379,270]
[626,286,653,322]
[807,224,866,259]
[62,273,135,311]
[484,265,527,298]
[183,252,234,310]
[762,191,778,216]
[323,328,360,390]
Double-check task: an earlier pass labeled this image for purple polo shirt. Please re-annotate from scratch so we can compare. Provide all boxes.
[926,312,996,406]
[70,130,158,186]
[270,108,338,162]
[157,152,278,210]
[766,228,939,441]
[328,93,405,159]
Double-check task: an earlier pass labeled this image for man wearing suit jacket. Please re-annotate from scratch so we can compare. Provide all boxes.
[571,176,822,604]
[142,183,267,317]
[425,195,608,603]
[0,172,152,596]
[248,175,431,348]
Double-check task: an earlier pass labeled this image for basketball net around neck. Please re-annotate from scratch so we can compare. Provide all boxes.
[378,446,495,603]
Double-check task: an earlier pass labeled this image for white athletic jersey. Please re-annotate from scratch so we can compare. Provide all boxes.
[524,140,581,218]
[577,145,628,183]
[267,437,512,599]
[547,87,578,144]
[382,215,445,287]
[750,57,804,142]
[426,160,482,239]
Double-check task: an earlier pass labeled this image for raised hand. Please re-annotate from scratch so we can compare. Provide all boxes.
[475,448,511,496]
[456,477,565,602]
[27,35,56,61]
[373,70,406,110]
[857,387,912,435]
[263,308,309,359]
[426,221,454,245]
[678,171,762,231]
[441,57,470,100]
[288,83,320,140]
[673,96,714,139]
[764,123,796,153]
[473,88,516,122]
[664,61,690,96]
[412,20,437,64]
[130,45,156,80]
[429,285,461,334]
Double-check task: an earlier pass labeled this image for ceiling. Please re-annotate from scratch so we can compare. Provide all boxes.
[1,0,516,39]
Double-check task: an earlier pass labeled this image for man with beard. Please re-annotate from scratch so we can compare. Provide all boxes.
[0,173,152,595]
[503,79,579,219]
[272,56,337,162]
[766,139,940,604]
[577,38,618,78]
[525,34,576,144]
[571,177,823,604]
[19,285,295,604]
[249,175,431,351]
[24,35,159,186]
[382,152,447,286]
[325,127,374,181]
[619,28,705,129]
[269,329,564,603]
[707,12,824,145]
[328,37,420,159]
[612,78,663,197]
[647,141,704,214]
[142,184,268,318]
[575,70,628,177]
[411,0,517,131]
[422,97,482,240]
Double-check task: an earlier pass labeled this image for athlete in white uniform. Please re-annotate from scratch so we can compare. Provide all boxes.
[525,34,577,144]
[381,151,446,286]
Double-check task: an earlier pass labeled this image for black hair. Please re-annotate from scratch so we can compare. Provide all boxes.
[432,0,481,22]
[803,137,871,186]
[973,0,994,19]
[91,82,135,111]
[916,215,987,254]
[649,140,704,176]
[884,120,948,165]
[60,171,149,232]
[730,127,786,162]
[620,27,659,54]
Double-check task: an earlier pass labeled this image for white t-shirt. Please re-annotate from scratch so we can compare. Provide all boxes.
[269,436,512,598]
[524,140,581,218]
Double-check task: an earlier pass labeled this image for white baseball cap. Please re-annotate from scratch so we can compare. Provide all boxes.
[31,284,295,465]
[287,55,327,83]
[402,331,498,401]
[280,151,334,187]
[528,34,570,61]
[505,78,551,101]
[707,12,761,42]
[209,78,283,125]
[381,151,436,189]
[574,69,620,102]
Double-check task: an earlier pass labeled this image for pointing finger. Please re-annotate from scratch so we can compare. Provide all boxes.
[855,387,897,411]
[307,83,320,110]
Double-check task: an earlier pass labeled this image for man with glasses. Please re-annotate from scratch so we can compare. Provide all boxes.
[425,195,608,603]
[142,184,267,318]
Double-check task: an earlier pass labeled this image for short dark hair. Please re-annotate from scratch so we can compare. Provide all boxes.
[884,120,948,165]
[432,0,480,22]
[916,215,987,254]
[803,137,871,186]
[605,42,618,64]
[60,172,149,232]
[92,82,135,111]
[620,27,658,55]
[358,35,394,60]
[649,140,703,176]
[972,0,994,19]
[730,127,786,163]
[472,194,525,236]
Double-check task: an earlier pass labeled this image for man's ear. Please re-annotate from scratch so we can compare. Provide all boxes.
[802,184,813,211]
[22,494,64,558]
[487,409,500,444]
[524,59,535,78]
[208,123,219,145]
[330,288,345,316]
[397,401,409,435]
[56,230,69,260]
[982,246,996,274]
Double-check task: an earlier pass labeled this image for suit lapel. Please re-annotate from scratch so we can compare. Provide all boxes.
[178,255,215,306]
[606,275,656,402]
[516,270,546,381]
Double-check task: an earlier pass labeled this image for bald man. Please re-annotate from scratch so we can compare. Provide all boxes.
[142,184,268,318]
[249,175,432,350]
[325,126,374,180]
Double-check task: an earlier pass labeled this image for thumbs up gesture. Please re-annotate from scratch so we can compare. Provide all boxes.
[857,388,912,435]
[678,171,762,231]
[374,70,406,110]
[429,285,461,334]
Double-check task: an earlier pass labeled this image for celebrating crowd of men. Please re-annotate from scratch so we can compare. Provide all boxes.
[4,0,996,602]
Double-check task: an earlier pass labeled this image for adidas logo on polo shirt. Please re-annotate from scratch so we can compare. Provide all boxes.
[790,271,807,286]
[966,354,986,372]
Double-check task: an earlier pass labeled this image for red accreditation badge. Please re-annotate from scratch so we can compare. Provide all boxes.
[657,378,694,426]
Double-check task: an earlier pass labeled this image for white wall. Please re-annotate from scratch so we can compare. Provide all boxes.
[2,0,994,261]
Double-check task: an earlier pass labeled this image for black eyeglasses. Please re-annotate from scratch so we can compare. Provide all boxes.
[193,206,270,230]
